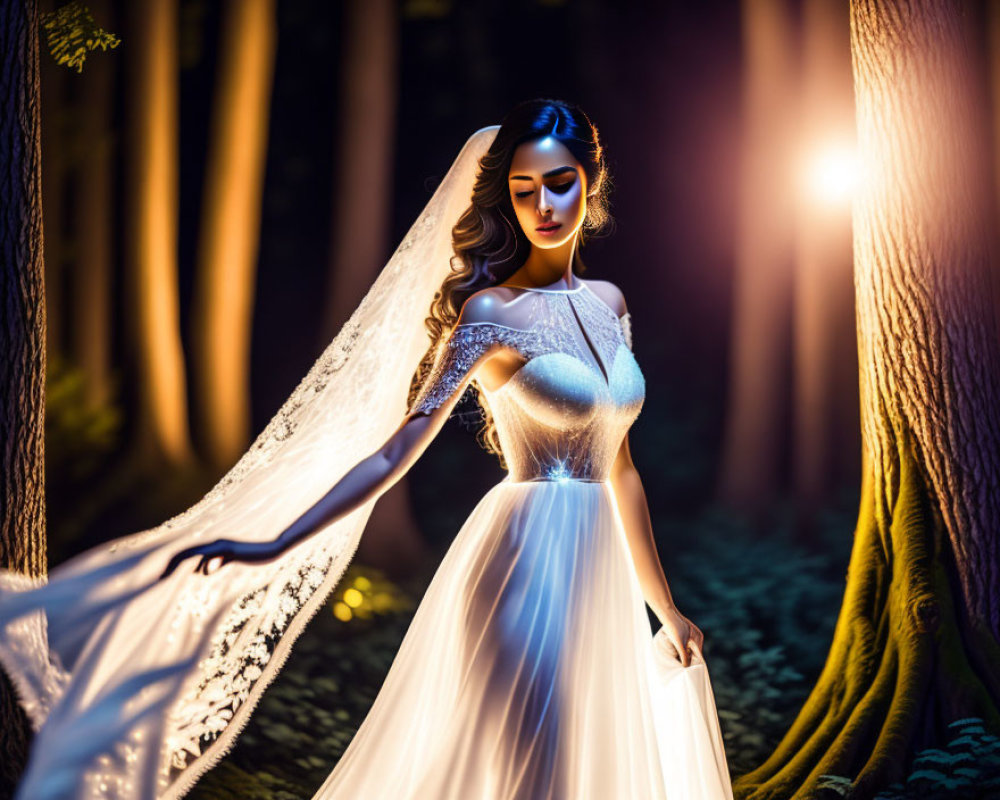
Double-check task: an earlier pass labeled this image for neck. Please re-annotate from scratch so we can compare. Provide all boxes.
[509,236,579,289]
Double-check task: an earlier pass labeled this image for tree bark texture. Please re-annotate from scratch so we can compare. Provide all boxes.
[735,1,1000,797]
[0,0,47,791]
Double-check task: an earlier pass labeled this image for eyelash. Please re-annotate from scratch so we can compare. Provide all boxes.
[514,180,575,199]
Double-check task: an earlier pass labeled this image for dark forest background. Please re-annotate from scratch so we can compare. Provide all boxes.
[23,0,1000,797]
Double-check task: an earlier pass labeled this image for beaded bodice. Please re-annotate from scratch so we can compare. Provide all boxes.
[410,281,645,482]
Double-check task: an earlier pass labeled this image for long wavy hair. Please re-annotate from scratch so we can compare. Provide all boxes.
[407,98,614,468]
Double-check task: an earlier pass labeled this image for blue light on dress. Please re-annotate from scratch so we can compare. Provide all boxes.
[546,459,572,482]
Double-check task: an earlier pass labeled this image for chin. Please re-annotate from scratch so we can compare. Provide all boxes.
[528,230,579,249]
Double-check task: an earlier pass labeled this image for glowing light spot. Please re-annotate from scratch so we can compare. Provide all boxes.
[333,602,352,622]
[353,576,372,591]
[803,143,859,207]
[343,588,364,608]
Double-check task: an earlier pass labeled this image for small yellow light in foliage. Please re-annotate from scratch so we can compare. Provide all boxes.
[803,143,859,208]
[343,588,364,608]
[330,564,415,623]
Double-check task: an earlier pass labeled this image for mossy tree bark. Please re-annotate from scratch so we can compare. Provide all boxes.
[0,0,48,792]
[735,1,1000,798]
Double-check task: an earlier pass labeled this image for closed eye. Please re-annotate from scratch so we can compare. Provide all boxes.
[514,178,576,199]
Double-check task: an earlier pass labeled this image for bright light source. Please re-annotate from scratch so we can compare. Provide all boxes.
[803,144,859,207]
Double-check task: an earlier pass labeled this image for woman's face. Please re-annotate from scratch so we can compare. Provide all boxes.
[507,136,587,250]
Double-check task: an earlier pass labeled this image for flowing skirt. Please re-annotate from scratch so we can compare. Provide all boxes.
[312,477,734,800]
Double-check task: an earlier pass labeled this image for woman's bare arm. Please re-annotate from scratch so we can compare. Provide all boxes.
[609,434,704,665]
[271,291,517,554]
[271,383,481,554]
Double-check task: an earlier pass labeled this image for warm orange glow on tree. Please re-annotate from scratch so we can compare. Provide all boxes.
[190,0,276,470]
[735,1,1000,797]
[122,0,193,468]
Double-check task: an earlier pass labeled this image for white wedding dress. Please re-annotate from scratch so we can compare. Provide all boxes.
[311,279,735,799]
[0,120,732,798]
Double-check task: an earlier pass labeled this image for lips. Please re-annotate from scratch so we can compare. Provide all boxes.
[536,222,562,232]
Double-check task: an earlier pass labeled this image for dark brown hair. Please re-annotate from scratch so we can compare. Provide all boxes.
[407,98,613,466]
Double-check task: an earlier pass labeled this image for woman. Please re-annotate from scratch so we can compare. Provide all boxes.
[0,100,733,799]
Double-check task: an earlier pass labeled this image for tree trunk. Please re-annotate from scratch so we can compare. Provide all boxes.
[0,0,48,791]
[791,0,860,517]
[122,0,194,469]
[189,0,276,471]
[321,0,426,572]
[735,2,1000,797]
[39,0,65,363]
[321,0,397,343]
[718,0,797,513]
[72,0,116,411]
[987,0,1000,326]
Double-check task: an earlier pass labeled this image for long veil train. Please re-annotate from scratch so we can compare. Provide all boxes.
[0,126,501,799]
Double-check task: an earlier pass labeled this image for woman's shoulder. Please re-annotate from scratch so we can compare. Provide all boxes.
[456,286,524,327]
[581,278,627,317]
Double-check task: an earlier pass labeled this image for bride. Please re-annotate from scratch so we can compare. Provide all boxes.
[0,99,734,799]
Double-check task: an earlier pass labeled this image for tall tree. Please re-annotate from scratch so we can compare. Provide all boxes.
[718,0,797,513]
[791,0,860,515]
[122,0,194,468]
[190,0,276,470]
[735,1,1000,798]
[71,0,116,411]
[320,0,397,343]
[0,0,48,790]
[322,0,426,572]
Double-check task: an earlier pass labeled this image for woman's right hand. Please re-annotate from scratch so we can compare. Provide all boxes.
[159,538,282,581]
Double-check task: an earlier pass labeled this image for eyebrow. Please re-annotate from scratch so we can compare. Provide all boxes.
[509,166,577,181]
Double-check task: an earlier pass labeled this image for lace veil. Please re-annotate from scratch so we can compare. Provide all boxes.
[0,125,500,799]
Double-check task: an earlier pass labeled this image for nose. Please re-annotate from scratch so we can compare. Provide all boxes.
[537,185,553,217]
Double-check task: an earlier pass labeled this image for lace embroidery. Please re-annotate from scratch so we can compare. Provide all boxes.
[410,287,631,417]
[620,312,632,351]
[410,322,540,416]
